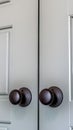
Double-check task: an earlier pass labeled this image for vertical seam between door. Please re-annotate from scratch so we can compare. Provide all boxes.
[38,0,40,130]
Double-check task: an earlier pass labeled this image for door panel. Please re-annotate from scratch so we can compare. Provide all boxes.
[0,0,38,130]
[40,0,69,130]
[0,29,10,94]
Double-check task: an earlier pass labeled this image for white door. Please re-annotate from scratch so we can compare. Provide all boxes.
[39,0,73,130]
[0,0,38,130]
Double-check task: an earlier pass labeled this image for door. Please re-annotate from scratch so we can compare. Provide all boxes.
[0,0,38,130]
[39,0,73,130]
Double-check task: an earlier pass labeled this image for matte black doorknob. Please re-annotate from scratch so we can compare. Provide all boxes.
[39,86,63,107]
[9,87,32,107]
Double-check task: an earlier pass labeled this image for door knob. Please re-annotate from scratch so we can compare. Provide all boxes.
[9,87,32,107]
[39,86,63,107]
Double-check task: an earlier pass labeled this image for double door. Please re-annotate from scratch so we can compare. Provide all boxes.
[0,0,72,130]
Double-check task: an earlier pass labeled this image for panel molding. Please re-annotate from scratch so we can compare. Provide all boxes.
[0,121,11,124]
[0,0,10,5]
[0,26,12,95]
[68,15,73,101]
[0,26,12,31]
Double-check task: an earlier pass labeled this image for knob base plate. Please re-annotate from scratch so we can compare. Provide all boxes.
[49,86,63,107]
[19,87,32,107]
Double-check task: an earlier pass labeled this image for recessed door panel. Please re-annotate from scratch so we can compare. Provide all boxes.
[0,28,11,94]
[0,96,10,123]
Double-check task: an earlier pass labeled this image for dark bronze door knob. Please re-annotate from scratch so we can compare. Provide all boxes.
[39,86,63,107]
[9,87,32,107]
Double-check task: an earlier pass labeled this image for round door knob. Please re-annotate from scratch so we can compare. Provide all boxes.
[9,89,21,105]
[9,87,32,107]
[39,86,63,107]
